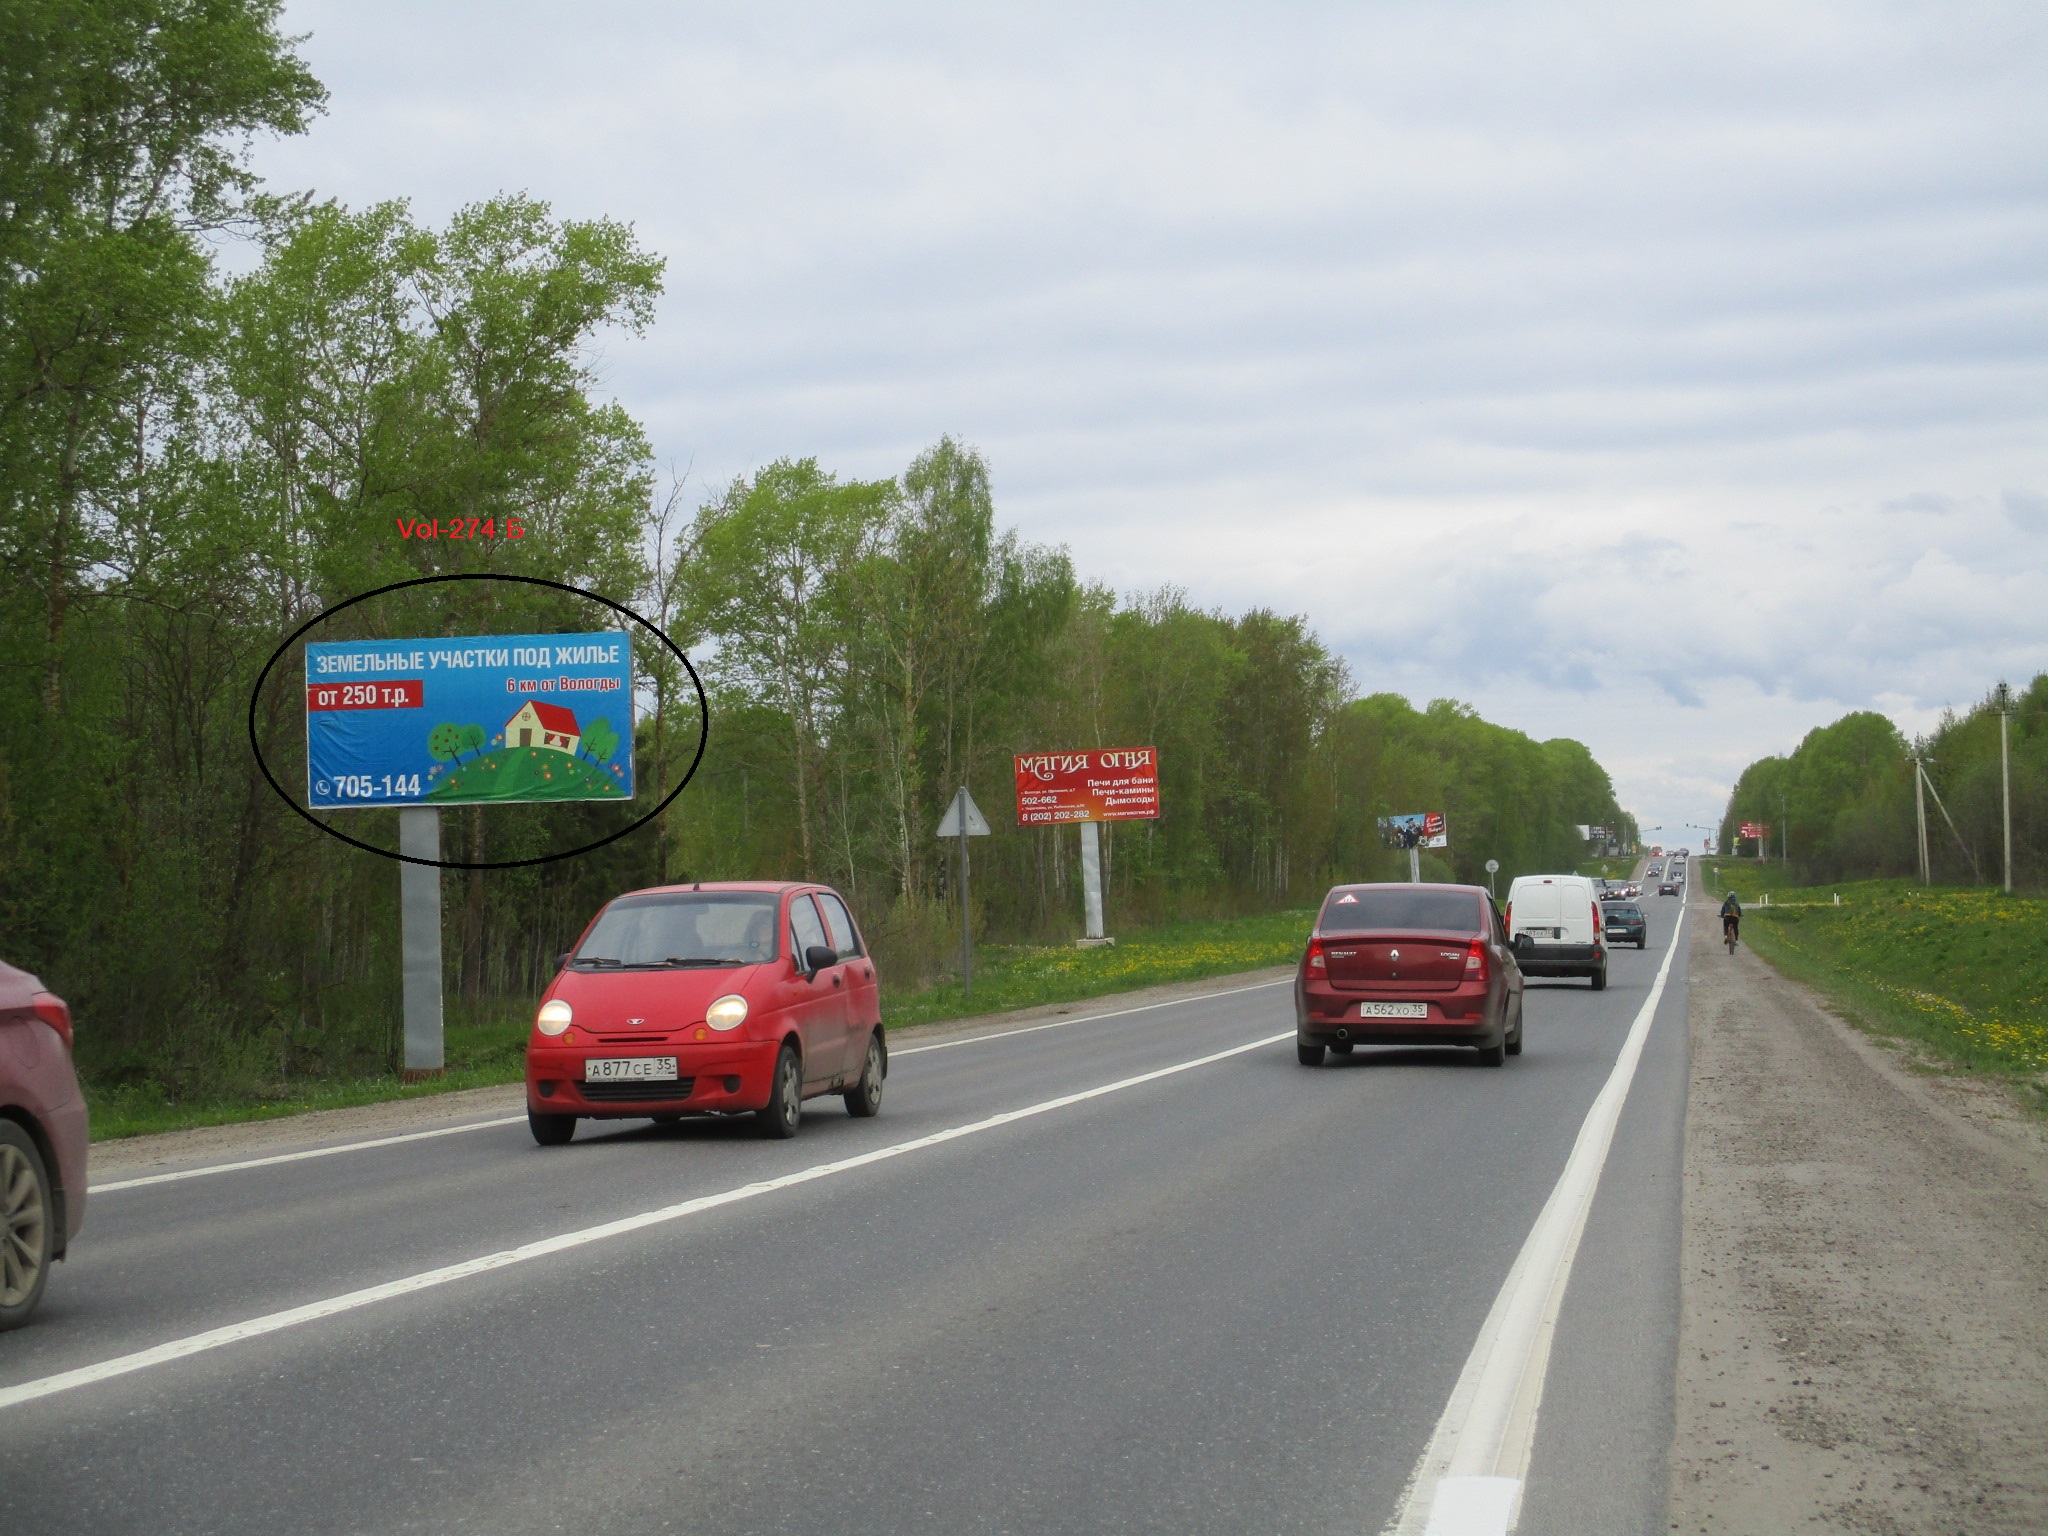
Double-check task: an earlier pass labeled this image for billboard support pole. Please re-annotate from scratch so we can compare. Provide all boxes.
[399,807,445,1079]
[1408,845,1421,884]
[1080,820,1107,942]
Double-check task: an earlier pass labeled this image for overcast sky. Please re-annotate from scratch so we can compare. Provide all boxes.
[252,1,2048,847]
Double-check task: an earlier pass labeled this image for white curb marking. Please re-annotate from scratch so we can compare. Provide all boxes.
[89,1116,528,1194]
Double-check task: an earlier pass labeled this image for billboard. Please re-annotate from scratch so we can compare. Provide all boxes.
[306,632,633,808]
[1738,821,1770,841]
[1014,747,1160,824]
[1378,811,1447,849]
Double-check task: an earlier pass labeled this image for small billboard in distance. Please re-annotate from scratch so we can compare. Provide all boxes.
[1378,811,1447,849]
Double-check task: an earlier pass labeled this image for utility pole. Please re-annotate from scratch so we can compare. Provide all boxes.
[1912,753,1931,885]
[1995,681,2014,893]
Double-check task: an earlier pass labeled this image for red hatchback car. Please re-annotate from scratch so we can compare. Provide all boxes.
[526,882,885,1145]
[1,959,88,1329]
[1295,883,1525,1067]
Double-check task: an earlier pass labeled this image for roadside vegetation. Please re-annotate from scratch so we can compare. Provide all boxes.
[1700,865,2048,1110]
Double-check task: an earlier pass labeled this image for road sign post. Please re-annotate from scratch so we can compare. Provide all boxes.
[936,786,991,993]
[1484,857,1500,897]
[398,807,444,1078]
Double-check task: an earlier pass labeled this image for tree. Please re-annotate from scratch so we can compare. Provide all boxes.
[581,718,619,765]
[427,723,466,763]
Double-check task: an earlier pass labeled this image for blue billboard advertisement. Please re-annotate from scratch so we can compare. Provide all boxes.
[305,632,634,808]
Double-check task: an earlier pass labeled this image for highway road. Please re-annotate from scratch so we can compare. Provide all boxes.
[1,901,1691,1535]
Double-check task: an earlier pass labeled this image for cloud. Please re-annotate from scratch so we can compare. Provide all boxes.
[252,0,2048,839]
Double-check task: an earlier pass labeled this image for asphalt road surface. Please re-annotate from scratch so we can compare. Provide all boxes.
[2,904,1692,1536]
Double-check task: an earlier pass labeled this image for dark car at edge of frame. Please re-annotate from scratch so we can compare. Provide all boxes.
[1295,882,1525,1069]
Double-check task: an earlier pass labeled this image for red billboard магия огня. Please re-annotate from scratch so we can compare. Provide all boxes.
[1014,747,1160,824]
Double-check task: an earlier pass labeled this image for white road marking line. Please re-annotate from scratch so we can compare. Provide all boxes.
[893,977,1291,1056]
[1383,914,1687,1536]
[87,1116,528,1194]
[89,978,1294,1192]
[2,1029,1297,1413]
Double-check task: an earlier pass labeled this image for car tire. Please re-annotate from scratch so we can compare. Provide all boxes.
[757,1044,803,1139]
[1475,1038,1506,1067]
[0,1121,53,1331]
[843,1032,884,1118]
[650,1113,684,1126]
[1505,1009,1523,1056]
[528,1111,576,1147]
[1297,1040,1325,1067]
[1590,965,1608,991]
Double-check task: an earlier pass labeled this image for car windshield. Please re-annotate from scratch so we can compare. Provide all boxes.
[1319,887,1482,932]
[571,892,781,968]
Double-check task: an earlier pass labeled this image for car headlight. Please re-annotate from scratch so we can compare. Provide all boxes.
[536,998,573,1036]
[705,994,748,1031]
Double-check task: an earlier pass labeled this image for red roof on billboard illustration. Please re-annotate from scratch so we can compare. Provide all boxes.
[507,701,581,755]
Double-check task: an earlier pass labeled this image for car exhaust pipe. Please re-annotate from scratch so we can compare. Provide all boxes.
[1335,1027,1350,1041]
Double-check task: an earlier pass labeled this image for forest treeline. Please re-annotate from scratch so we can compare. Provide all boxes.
[1717,675,2046,889]
[0,2,1632,1097]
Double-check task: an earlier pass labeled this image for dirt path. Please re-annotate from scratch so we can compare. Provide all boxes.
[1671,900,2048,1534]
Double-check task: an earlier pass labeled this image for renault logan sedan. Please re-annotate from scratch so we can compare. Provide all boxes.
[526,883,885,1145]
[1295,883,1524,1068]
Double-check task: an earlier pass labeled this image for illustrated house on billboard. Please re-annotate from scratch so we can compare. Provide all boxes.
[506,701,580,756]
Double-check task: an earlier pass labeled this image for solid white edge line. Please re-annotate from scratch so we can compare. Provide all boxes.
[892,976,1292,1057]
[1382,911,1687,1536]
[89,976,1294,1192]
[87,1116,529,1194]
[2,1029,1298,1413]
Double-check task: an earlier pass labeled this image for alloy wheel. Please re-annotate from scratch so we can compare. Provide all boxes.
[1,1142,48,1309]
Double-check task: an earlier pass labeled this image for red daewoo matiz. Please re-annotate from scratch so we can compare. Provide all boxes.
[526,882,885,1145]
[1295,882,1524,1068]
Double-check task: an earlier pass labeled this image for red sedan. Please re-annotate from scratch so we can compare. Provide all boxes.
[526,882,885,1145]
[1295,883,1525,1067]
[1,959,88,1328]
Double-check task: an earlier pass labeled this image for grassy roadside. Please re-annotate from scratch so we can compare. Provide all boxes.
[1698,865,2048,1112]
[85,908,1314,1141]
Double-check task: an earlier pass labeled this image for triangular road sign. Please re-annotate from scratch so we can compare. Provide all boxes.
[936,789,991,837]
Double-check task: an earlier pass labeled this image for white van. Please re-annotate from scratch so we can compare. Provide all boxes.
[1503,873,1607,989]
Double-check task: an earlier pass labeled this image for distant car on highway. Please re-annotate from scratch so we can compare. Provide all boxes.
[1602,902,1647,948]
[1504,873,1608,989]
[1658,881,1680,896]
[1295,883,1524,1067]
[526,883,885,1145]
[0,958,87,1329]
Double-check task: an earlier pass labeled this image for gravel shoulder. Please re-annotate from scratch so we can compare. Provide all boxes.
[1670,897,2048,1534]
[85,964,1294,1179]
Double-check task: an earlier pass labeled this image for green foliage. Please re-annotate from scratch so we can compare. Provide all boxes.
[581,717,619,764]
[1719,679,2046,890]
[427,722,466,763]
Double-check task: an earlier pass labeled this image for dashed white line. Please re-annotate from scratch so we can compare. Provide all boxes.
[4,1029,1296,1412]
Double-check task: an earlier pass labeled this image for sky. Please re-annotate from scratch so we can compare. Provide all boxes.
[249,1,2048,849]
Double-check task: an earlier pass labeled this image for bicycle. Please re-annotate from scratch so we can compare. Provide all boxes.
[1723,918,1739,954]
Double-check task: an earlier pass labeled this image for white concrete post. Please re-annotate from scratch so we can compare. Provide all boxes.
[1080,820,1105,940]
[399,808,444,1077]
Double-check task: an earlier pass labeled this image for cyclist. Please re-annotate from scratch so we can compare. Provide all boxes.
[1720,889,1742,948]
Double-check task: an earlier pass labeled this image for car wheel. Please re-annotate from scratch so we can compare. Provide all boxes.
[1297,1040,1325,1067]
[528,1111,576,1147]
[1475,1039,1506,1067]
[1505,1008,1523,1056]
[650,1113,684,1126]
[843,1032,884,1118]
[0,1122,52,1330]
[757,1044,803,1138]
[1590,965,1608,991]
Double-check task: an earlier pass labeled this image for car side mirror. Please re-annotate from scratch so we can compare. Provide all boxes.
[555,950,573,970]
[1511,933,1532,953]
[804,944,838,975]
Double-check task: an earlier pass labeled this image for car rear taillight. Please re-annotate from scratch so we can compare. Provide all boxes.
[1306,937,1326,973]
[1464,940,1488,983]
[1503,903,1512,932]
[31,992,72,1049]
